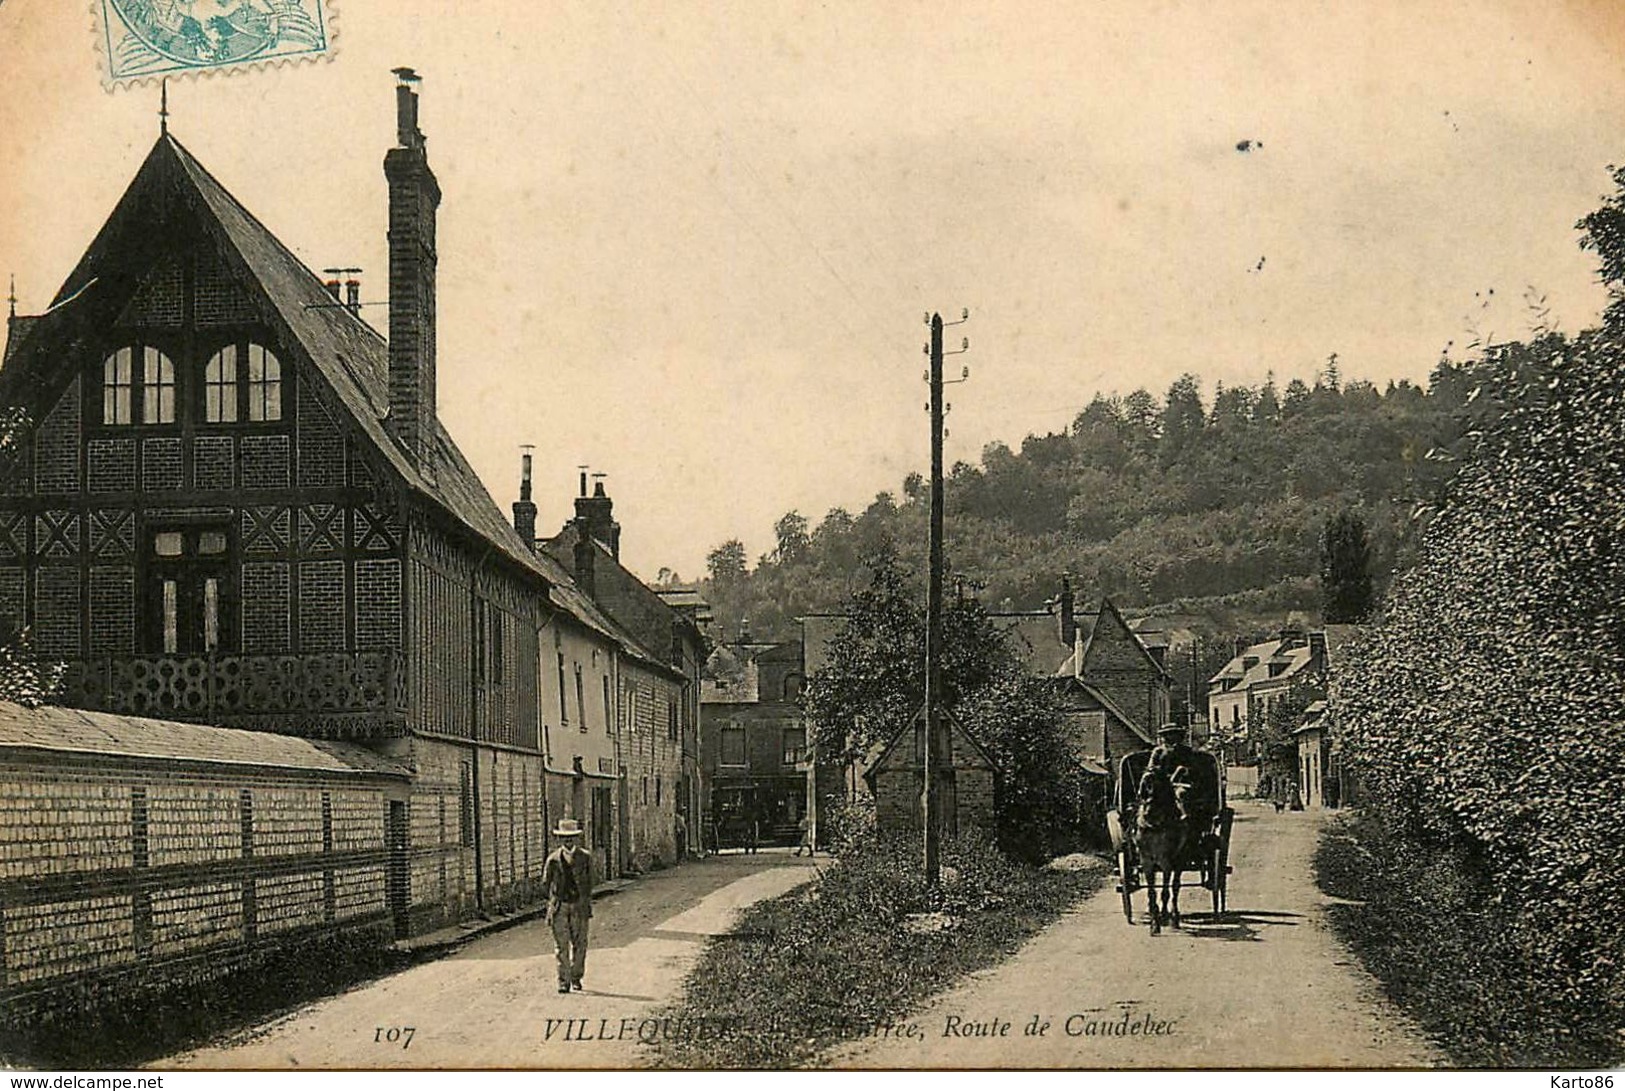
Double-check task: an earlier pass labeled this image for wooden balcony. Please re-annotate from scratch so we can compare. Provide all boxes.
[59,651,409,739]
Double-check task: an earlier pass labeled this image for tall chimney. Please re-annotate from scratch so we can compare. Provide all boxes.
[512,447,537,549]
[574,475,621,559]
[1057,576,1076,647]
[384,67,441,465]
[344,277,361,316]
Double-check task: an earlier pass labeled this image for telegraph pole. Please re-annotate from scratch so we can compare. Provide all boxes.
[923,309,969,889]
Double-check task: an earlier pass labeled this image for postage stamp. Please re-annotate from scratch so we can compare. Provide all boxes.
[94,0,331,85]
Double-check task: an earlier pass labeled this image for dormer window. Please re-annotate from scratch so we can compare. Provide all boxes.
[203,342,282,423]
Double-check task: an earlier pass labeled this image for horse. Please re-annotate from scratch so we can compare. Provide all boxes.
[1134,764,1191,935]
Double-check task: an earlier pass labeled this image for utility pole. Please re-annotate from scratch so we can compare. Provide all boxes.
[922,309,969,889]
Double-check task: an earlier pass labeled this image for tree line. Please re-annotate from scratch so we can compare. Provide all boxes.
[698,358,1475,640]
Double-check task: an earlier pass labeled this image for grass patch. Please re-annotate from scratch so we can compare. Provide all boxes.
[1314,808,1624,1068]
[652,830,1107,1069]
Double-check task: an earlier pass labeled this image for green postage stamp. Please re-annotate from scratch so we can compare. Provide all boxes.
[95,0,330,84]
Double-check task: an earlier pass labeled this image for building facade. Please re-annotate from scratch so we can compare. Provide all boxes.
[0,75,715,951]
[539,478,705,869]
[700,633,809,848]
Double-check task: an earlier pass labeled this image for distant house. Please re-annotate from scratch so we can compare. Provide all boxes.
[1293,699,1335,809]
[1209,625,1358,801]
[1047,587,1172,836]
[1208,629,1328,753]
[699,625,809,848]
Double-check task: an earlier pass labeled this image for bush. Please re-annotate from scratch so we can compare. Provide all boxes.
[1331,330,1625,1067]
[1316,811,1621,1067]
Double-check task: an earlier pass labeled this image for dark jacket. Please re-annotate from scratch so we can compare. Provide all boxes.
[542,846,594,918]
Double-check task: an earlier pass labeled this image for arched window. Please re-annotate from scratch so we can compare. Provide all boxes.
[246,344,281,422]
[204,346,238,423]
[141,348,176,424]
[201,342,283,424]
[103,348,133,425]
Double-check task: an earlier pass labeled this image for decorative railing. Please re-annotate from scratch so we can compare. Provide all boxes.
[60,651,408,734]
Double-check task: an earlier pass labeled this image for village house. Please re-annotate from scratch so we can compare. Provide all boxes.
[798,580,1172,844]
[539,476,706,869]
[699,624,810,849]
[0,72,701,1019]
[1207,628,1331,760]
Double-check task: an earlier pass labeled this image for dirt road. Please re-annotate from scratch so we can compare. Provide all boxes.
[831,807,1444,1068]
[157,852,818,1070]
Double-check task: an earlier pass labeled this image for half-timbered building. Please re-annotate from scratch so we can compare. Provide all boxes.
[0,77,566,935]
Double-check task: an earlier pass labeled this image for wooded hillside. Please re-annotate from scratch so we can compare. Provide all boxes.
[697,361,1482,639]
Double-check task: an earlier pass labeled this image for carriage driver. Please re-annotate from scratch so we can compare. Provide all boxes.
[1149,722,1216,829]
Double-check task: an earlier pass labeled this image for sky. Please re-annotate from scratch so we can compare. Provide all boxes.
[2,1,1625,579]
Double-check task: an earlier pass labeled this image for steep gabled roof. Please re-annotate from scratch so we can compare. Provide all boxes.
[1072,597,1170,681]
[1,134,547,586]
[865,707,997,778]
[1057,677,1155,746]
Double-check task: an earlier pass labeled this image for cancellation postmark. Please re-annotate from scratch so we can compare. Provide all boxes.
[94,0,332,86]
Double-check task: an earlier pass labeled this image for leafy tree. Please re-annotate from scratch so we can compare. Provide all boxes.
[1334,325,1625,1063]
[706,539,748,586]
[0,409,61,707]
[772,510,810,565]
[1576,163,1625,328]
[0,627,64,707]
[1319,510,1374,622]
[1159,373,1206,464]
[803,546,1085,860]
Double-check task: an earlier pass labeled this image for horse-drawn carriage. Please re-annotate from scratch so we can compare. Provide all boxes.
[1105,746,1234,931]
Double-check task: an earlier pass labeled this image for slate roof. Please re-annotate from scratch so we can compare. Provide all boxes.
[1,134,547,586]
[0,700,410,777]
[1209,638,1316,689]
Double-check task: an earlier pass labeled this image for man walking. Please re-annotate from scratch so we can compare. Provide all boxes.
[543,817,593,994]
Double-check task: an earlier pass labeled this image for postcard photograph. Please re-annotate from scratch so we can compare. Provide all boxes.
[0,0,1622,1074]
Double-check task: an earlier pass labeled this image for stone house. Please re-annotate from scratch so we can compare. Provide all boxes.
[700,630,809,848]
[865,710,997,839]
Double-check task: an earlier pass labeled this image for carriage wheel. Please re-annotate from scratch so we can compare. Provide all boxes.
[1117,850,1134,923]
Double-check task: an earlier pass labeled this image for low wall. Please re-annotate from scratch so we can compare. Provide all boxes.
[0,702,409,1031]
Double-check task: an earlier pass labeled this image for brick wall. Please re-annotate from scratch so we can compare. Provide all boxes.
[140,438,182,492]
[193,436,234,491]
[34,379,80,494]
[297,560,345,652]
[88,567,134,656]
[622,666,680,867]
[241,562,291,653]
[240,435,291,490]
[86,438,135,494]
[0,755,399,1017]
[407,739,548,932]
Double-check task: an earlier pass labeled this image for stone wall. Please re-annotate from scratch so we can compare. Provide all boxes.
[0,751,400,1020]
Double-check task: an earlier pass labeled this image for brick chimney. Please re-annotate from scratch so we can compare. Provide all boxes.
[384,68,441,465]
[1056,576,1076,647]
[573,531,596,598]
[511,448,537,549]
[574,475,621,559]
